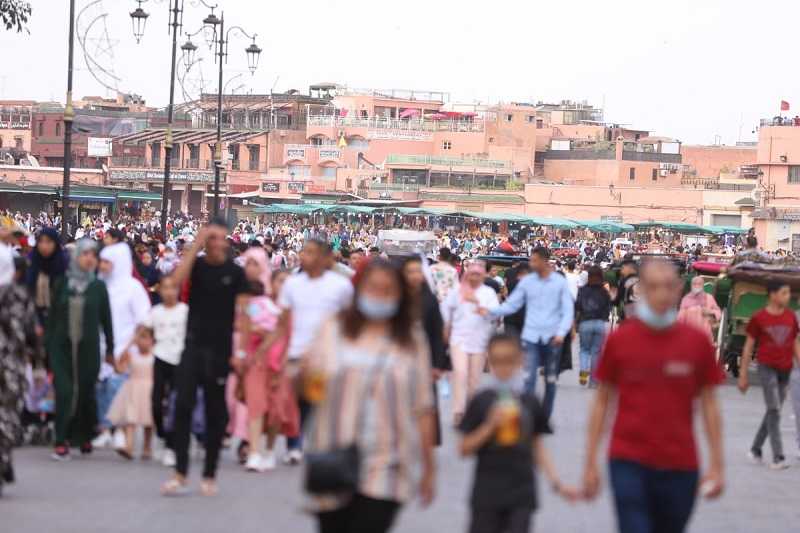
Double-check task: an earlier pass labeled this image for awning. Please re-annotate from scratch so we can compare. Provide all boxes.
[117,191,162,202]
[573,220,635,233]
[399,109,420,119]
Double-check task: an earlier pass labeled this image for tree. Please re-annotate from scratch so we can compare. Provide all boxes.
[0,0,32,33]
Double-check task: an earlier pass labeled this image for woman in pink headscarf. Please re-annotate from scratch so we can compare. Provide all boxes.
[226,247,272,465]
[678,276,721,341]
[441,260,499,425]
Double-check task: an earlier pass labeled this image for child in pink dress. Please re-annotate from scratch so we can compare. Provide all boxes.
[234,271,298,472]
[107,324,155,460]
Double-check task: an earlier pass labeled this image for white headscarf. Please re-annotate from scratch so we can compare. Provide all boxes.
[0,243,14,286]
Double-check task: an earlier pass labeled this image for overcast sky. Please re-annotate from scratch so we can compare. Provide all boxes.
[1,0,795,145]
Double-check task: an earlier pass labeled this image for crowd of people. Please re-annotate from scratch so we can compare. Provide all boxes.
[1,207,798,533]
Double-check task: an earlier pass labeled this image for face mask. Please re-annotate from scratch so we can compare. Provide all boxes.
[691,286,703,295]
[357,295,399,320]
[635,300,677,330]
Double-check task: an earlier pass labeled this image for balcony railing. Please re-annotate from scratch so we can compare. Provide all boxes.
[622,151,682,163]
[681,178,756,191]
[307,115,484,133]
[543,149,616,160]
[386,154,511,169]
[761,117,800,127]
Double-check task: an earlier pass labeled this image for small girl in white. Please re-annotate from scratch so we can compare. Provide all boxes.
[107,324,156,460]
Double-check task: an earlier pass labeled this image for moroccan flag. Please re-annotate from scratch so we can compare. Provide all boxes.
[781,100,790,111]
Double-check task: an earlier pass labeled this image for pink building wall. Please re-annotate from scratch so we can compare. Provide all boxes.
[682,145,756,178]
[0,165,104,186]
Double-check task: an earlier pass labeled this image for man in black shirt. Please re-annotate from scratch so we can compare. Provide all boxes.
[458,334,576,533]
[161,218,248,497]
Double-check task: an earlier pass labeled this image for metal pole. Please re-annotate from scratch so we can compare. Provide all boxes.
[61,0,77,240]
[161,0,182,238]
[213,14,225,217]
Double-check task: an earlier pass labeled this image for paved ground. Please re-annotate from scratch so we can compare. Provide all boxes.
[3,368,800,533]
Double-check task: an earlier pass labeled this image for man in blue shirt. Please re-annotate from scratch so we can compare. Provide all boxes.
[488,246,574,420]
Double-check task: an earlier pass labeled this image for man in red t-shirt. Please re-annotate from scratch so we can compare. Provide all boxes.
[582,259,724,533]
[738,281,800,469]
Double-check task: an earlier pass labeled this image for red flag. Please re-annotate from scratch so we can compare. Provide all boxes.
[781,100,790,111]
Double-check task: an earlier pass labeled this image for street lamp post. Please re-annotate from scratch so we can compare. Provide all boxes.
[196,13,261,217]
[61,0,77,240]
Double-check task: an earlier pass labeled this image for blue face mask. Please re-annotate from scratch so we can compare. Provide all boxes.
[357,295,399,320]
[635,300,677,330]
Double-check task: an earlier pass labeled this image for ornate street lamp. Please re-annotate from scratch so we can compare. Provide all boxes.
[245,38,262,75]
[202,7,221,49]
[129,1,149,44]
[181,37,198,69]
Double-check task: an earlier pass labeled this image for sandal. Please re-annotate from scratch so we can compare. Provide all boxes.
[160,478,189,497]
[116,448,133,461]
[200,479,218,497]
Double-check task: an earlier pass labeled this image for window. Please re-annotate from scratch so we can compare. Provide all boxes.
[151,142,161,167]
[310,136,324,146]
[442,140,452,150]
[55,122,61,137]
[287,164,310,178]
[526,115,535,123]
[320,166,337,178]
[15,137,23,149]
[792,234,800,254]
[38,122,43,136]
[488,137,495,143]
[789,165,800,183]
[248,145,260,171]
[629,167,636,180]
[536,119,543,129]
[652,168,658,181]
[505,113,513,123]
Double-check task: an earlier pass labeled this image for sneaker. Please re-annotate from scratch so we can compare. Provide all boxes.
[162,449,176,468]
[91,430,112,449]
[747,450,763,465]
[245,453,264,472]
[770,458,790,470]
[80,442,93,455]
[112,430,126,450]
[261,452,277,471]
[51,446,71,461]
[282,449,303,466]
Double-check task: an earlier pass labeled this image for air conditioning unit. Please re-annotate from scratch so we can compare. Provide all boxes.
[659,170,668,177]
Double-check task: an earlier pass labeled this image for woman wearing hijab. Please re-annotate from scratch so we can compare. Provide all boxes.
[92,242,151,451]
[26,227,68,325]
[47,239,115,459]
[0,244,41,496]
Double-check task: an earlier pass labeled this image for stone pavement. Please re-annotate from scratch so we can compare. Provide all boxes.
[2,370,799,533]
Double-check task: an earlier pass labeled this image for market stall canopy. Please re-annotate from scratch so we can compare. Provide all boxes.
[574,220,635,233]
[631,221,706,234]
[702,225,748,235]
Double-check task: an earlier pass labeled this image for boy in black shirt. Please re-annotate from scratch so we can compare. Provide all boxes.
[459,334,577,533]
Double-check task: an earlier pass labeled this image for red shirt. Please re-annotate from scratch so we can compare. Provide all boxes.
[595,319,725,470]
[746,308,799,371]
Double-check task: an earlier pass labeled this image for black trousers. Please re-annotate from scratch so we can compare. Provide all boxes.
[173,346,228,479]
[152,358,177,450]
[469,506,533,533]
[317,494,400,533]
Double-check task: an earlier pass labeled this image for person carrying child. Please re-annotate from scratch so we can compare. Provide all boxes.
[107,324,156,460]
[458,333,578,533]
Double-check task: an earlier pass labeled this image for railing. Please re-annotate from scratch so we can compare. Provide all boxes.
[761,117,800,127]
[307,115,485,133]
[110,156,147,167]
[386,154,511,169]
[681,178,756,191]
[543,149,616,160]
[622,151,682,163]
[368,182,421,192]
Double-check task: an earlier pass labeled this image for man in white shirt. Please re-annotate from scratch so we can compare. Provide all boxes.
[564,260,581,301]
[278,239,354,464]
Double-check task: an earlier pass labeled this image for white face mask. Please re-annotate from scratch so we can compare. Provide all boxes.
[691,286,703,295]
[635,300,677,330]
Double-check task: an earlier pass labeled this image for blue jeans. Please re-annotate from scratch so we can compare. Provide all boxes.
[95,373,126,430]
[578,320,607,381]
[522,340,559,420]
[609,460,699,533]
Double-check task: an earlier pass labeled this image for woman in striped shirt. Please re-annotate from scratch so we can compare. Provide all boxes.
[302,259,436,533]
